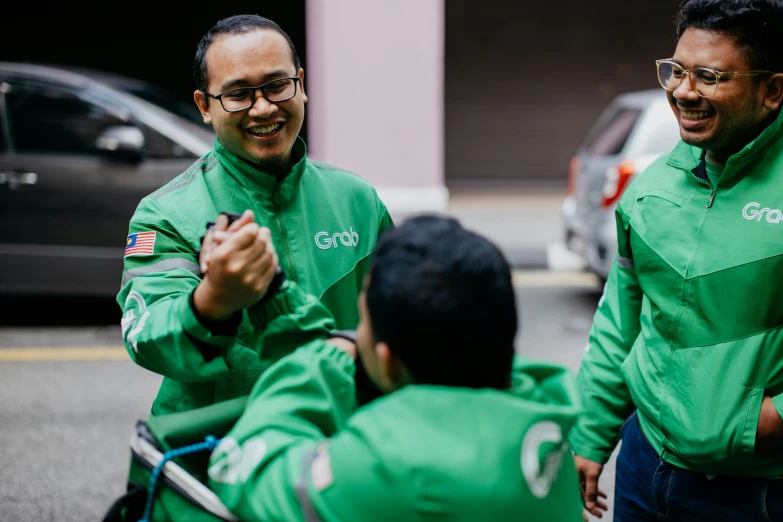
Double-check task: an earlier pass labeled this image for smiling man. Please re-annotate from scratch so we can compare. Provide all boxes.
[117,15,392,417]
[568,1,783,521]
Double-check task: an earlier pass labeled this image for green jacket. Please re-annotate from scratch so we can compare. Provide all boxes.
[117,137,392,416]
[570,109,783,477]
[208,280,584,522]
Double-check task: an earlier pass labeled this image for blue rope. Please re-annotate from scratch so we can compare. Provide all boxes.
[139,435,221,522]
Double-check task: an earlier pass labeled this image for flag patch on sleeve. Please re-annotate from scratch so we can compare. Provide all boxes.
[125,232,156,257]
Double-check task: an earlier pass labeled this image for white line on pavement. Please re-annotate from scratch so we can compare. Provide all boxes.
[0,347,128,362]
[513,270,599,288]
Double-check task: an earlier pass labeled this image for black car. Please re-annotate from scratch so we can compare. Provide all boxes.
[0,62,214,296]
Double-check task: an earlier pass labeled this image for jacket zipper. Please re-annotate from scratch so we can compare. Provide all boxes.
[273,185,298,283]
[686,167,715,208]
[670,165,715,345]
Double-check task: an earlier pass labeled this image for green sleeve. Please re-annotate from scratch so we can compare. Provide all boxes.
[117,199,233,382]
[208,341,357,522]
[247,280,338,373]
[771,393,783,422]
[568,200,643,464]
[375,190,394,237]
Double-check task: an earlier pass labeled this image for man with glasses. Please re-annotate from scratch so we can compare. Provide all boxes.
[569,1,783,520]
[117,15,392,417]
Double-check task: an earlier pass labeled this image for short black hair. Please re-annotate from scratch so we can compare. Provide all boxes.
[675,0,783,72]
[366,215,517,390]
[193,14,301,92]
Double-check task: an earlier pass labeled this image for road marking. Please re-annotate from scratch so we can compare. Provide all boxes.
[0,347,128,362]
[513,270,599,288]
[546,242,588,272]
[0,270,598,362]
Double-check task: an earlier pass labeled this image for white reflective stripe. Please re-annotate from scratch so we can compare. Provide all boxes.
[295,450,323,522]
[121,258,200,286]
[617,256,635,269]
[122,290,148,352]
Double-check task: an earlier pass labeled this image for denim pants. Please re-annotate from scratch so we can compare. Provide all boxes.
[614,412,783,522]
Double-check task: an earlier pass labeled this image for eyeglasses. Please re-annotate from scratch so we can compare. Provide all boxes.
[204,77,300,112]
[656,59,773,98]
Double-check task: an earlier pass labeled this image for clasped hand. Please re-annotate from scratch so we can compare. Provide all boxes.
[193,210,279,321]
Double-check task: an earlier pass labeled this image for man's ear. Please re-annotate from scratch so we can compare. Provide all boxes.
[376,342,411,391]
[298,68,307,104]
[763,73,783,112]
[193,90,212,124]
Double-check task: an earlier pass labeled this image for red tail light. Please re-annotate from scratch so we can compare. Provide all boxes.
[601,160,635,208]
[566,157,580,196]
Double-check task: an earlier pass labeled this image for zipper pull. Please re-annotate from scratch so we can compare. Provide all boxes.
[707,189,715,208]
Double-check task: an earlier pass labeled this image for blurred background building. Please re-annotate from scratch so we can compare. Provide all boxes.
[0,0,683,295]
[1,0,679,194]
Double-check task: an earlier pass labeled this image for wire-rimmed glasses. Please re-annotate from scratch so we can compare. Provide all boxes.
[656,59,773,98]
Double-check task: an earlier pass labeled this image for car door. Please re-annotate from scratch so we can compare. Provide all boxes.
[0,75,201,295]
[576,103,644,231]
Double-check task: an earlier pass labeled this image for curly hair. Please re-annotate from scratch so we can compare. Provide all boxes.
[676,0,783,72]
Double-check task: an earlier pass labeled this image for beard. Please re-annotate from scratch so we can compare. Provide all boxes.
[255,155,290,177]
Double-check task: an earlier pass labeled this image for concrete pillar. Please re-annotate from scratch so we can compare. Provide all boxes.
[305,0,447,218]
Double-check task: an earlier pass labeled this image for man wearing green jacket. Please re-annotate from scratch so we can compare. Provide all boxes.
[570,1,783,520]
[117,15,392,416]
[207,215,584,522]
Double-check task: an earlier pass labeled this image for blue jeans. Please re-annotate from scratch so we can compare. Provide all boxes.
[614,412,783,522]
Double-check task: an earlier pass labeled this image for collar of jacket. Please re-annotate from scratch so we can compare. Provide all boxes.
[666,107,783,179]
[213,136,308,196]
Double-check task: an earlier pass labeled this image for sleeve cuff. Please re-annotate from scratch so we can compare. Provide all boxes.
[188,290,242,336]
[305,340,356,377]
[771,393,783,422]
[247,280,309,329]
[179,293,238,351]
[568,431,613,465]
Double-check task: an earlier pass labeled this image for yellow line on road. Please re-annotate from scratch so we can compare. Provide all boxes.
[512,270,600,288]
[1,271,597,362]
[0,347,128,362]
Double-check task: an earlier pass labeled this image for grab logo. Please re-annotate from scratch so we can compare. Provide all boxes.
[742,202,783,224]
[315,227,359,250]
[521,421,567,499]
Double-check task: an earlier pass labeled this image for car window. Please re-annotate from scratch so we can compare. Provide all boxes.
[633,105,681,155]
[135,120,197,159]
[0,85,7,152]
[584,107,642,156]
[122,85,204,126]
[5,82,127,155]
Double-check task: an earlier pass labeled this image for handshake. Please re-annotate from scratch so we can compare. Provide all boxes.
[193,210,284,323]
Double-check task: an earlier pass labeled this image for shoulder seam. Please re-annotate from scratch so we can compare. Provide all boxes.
[151,155,218,201]
[309,159,350,173]
[309,159,376,189]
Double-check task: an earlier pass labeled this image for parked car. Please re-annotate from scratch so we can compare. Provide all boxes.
[0,62,214,297]
[562,89,681,280]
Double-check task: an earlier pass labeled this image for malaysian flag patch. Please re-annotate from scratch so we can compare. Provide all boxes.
[125,231,156,257]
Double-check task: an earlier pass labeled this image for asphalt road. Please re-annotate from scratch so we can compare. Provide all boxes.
[0,271,617,522]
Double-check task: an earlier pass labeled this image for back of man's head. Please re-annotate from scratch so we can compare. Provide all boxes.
[366,215,517,390]
[676,0,783,72]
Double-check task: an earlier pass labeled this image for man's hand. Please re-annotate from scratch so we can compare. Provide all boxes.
[756,396,783,457]
[574,454,608,519]
[194,215,279,321]
[199,210,256,274]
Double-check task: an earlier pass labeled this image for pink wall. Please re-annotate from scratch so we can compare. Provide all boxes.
[305,0,444,191]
